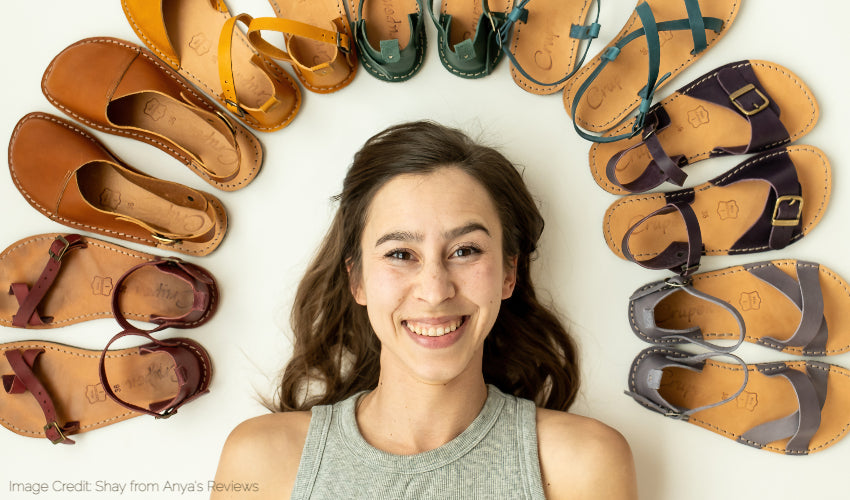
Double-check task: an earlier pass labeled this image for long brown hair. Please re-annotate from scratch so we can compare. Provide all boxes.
[275,121,579,411]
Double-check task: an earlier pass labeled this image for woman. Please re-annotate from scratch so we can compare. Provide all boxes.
[212,121,637,499]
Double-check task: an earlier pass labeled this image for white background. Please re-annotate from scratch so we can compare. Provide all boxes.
[1,1,848,499]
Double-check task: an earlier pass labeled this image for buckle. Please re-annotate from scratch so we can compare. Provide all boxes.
[48,235,72,262]
[224,98,245,118]
[156,407,178,420]
[729,84,769,116]
[44,421,68,444]
[151,233,181,245]
[771,195,804,227]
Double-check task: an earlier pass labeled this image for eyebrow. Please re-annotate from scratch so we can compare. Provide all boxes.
[374,222,490,247]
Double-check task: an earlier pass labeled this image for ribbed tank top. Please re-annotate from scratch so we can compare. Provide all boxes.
[290,385,545,499]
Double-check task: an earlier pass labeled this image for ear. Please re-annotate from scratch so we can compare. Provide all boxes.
[346,258,367,305]
[502,255,518,300]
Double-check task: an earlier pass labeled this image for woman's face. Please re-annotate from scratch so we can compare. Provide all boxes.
[351,167,517,386]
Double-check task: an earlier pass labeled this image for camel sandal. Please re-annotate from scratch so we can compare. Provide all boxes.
[351,0,426,82]
[630,260,850,356]
[563,0,741,140]
[9,113,227,256]
[425,0,510,79]
[590,60,819,194]
[1,233,217,331]
[42,37,263,192]
[497,0,600,94]
[246,0,357,93]
[1,335,211,444]
[121,0,301,132]
[603,146,831,275]
[627,347,850,454]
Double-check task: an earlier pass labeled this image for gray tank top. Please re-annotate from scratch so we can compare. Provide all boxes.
[290,385,545,500]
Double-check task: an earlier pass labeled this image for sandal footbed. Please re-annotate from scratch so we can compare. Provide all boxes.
[603,145,830,260]
[509,0,594,94]
[631,260,850,356]
[590,60,819,194]
[0,339,211,439]
[0,234,217,329]
[631,349,850,454]
[563,0,741,132]
[350,0,424,81]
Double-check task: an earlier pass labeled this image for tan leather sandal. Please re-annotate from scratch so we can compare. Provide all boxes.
[246,0,358,93]
[42,37,263,192]
[1,233,218,330]
[9,113,227,256]
[1,335,212,444]
[122,0,301,132]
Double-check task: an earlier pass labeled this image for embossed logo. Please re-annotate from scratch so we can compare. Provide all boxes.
[739,291,762,311]
[85,383,107,404]
[91,276,114,296]
[144,99,167,121]
[639,31,673,55]
[716,200,739,220]
[189,33,210,56]
[687,105,710,128]
[723,390,758,411]
[533,33,559,71]
[585,78,624,110]
[99,189,121,210]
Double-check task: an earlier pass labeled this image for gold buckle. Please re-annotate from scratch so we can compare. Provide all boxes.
[48,235,71,262]
[44,421,67,444]
[729,84,769,116]
[772,195,803,227]
[152,233,181,245]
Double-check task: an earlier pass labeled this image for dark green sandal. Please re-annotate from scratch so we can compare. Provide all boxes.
[425,0,509,79]
[351,0,427,82]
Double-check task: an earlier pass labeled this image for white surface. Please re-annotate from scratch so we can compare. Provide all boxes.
[0,0,848,499]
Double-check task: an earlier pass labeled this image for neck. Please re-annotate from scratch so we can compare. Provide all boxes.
[355,355,489,455]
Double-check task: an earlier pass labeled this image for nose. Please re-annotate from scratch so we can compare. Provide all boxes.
[414,259,455,305]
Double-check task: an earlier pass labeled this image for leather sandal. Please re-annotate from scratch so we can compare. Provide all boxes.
[590,60,820,194]
[9,113,227,256]
[496,0,600,94]
[1,233,217,330]
[563,0,741,140]
[351,0,426,82]
[425,0,509,79]
[603,146,830,275]
[630,260,850,356]
[42,37,263,192]
[1,336,211,444]
[627,347,850,454]
[121,0,301,132]
[246,0,357,93]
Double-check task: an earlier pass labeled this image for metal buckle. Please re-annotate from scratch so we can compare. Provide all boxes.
[771,195,804,227]
[44,421,68,444]
[152,233,181,245]
[48,235,71,262]
[156,407,178,420]
[729,84,769,116]
[336,32,351,54]
[224,98,245,118]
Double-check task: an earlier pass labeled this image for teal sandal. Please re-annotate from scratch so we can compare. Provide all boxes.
[425,0,509,79]
[351,0,427,82]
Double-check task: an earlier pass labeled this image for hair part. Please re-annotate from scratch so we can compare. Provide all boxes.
[274,121,579,412]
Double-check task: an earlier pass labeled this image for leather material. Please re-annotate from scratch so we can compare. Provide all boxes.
[122,0,301,132]
[591,60,819,194]
[42,37,263,192]
[0,339,212,443]
[425,0,507,79]
[9,113,227,256]
[627,347,849,455]
[0,233,219,330]
[604,146,830,274]
[353,0,426,82]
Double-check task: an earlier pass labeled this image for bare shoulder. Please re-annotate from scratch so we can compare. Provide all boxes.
[211,411,313,500]
[536,408,637,500]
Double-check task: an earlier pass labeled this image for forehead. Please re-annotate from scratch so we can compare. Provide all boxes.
[363,167,501,237]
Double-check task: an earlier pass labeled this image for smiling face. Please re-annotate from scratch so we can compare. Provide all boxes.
[351,167,517,386]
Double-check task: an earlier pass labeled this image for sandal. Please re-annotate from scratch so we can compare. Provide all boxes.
[121,0,301,132]
[42,37,264,192]
[425,0,509,79]
[1,233,217,330]
[9,113,228,256]
[590,60,819,194]
[497,0,600,94]
[246,0,357,93]
[351,0,426,82]
[630,260,850,356]
[603,146,830,275]
[563,0,741,139]
[627,347,850,454]
[1,336,211,444]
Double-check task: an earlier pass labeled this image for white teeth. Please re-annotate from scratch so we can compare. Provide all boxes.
[406,319,463,337]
